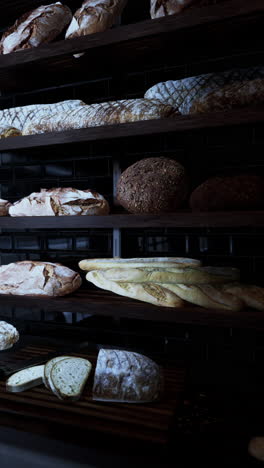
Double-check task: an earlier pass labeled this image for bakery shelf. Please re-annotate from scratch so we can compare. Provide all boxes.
[0,211,263,229]
[0,289,263,330]
[1,105,264,151]
[0,0,264,91]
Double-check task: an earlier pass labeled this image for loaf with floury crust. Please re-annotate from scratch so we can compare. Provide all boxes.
[22,99,177,135]
[0,2,72,55]
[93,349,162,402]
[86,270,185,307]
[0,127,21,138]
[79,256,202,271]
[66,0,127,39]
[0,100,86,132]
[0,321,19,351]
[9,188,109,217]
[0,261,82,296]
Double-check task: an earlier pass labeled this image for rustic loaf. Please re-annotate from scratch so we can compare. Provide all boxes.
[161,283,244,311]
[22,99,176,135]
[0,127,22,138]
[116,157,188,214]
[222,283,264,311]
[150,0,196,19]
[93,348,162,402]
[0,2,72,55]
[66,0,127,39]
[9,187,109,217]
[144,66,264,114]
[79,256,202,271]
[86,270,185,307]
[0,321,19,351]
[0,261,82,296]
[0,199,11,216]
[190,175,264,211]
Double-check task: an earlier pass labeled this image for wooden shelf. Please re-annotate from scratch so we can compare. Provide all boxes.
[0,289,264,330]
[0,0,264,91]
[1,105,264,152]
[0,211,263,229]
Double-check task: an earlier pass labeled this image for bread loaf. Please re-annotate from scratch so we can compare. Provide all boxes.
[190,175,264,211]
[79,256,202,271]
[93,349,162,402]
[116,157,188,214]
[0,127,21,138]
[161,283,244,311]
[0,199,11,216]
[0,261,82,296]
[99,266,240,284]
[66,0,127,39]
[144,66,264,114]
[86,270,185,307]
[0,321,19,350]
[0,2,72,55]
[222,283,264,311]
[249,437,264,462]
[150,0,195,19]
[22,99,176,135]
[9,187,109,216]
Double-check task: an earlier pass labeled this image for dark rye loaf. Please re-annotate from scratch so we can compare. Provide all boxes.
[116,157,188,214]
[190,175,264,211]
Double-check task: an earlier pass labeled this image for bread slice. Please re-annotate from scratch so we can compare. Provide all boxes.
[161,283,244,311]
[222,283,264,311]
[98,266,240,285]
[86,271,185,307]
[79,257,201,271]
[6,365,44,392]
[44,355,72,390]
[50,357,92,401]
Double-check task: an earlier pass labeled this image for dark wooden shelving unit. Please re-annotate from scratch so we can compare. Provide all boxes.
[0,211,263,229]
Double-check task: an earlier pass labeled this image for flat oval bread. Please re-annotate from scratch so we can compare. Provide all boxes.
[79,257,201,271]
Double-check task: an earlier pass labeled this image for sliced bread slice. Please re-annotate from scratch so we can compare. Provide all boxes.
[6,365,44,393]
[44,355,72,390]
[50,357,92,401]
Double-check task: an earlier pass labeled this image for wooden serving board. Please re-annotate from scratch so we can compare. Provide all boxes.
[0,344,185,445]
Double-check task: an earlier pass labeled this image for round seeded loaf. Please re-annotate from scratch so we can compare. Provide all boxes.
[116,157,188,214]
[190,175,264,211]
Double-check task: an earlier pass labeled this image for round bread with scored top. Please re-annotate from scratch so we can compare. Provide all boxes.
[116,157,188,214]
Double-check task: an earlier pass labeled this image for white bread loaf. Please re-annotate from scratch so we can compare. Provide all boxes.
[6,365,44,392]
[9,187,109,216]
[22,99,176,135]
[66,0,127,39]
[0,100,86,132]
[50,357,92,401]
[0,127,21,138]
[0,3,72,55]
[98,266,240,284]
[79,257,202,271]
[144,66,264,114]
[86,270,185,307]
[93,349,162,402]
[0,261,82,296]
[0,321,19,350]
[222,283,264,311]
[0,199,11,216]
[150,0,195,19]
[161,283,244,311]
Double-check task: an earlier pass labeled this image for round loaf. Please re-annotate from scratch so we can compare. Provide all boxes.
[190,175,264,211]
[116,157,188,214]
[0,321,19,351]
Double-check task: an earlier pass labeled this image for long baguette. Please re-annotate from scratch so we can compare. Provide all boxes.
[222,283,264,311]
[99,266,240,285]
[86,271,185,308]
[79,257,201,271]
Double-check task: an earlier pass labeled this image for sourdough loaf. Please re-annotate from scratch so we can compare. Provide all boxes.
[190,175,264,211]
[0,321,19,350]
[0,199,11,216]
[0,261,82,296]
[93,349,162,402]
[222,283,264,311]
[22,99,176,135]
[0,127,21,138]
[86,270,185,307]
[66,0,127,39]
[116,157,188,214]
[150,0,195,18]
[0,2,72,55]
[79,256,201,271]
[9,188,109,216]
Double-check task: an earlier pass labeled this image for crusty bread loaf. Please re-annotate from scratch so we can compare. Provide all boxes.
[0,127,21,138]
[9,187,109,217]
[99,266,240,284]
[150,0,195,19]
[161,283,244,310]
[0,199,11,216]
[66,0,127,39]
[0,2,72,55]
[86,270,185,307]
[222,283,264,311]
[190,175,264,211]
[248,437,264,462]
[0,321,19,351]
[79,256,202,271]
[0,261,82,296]
[22,99,176,135]
[116,157,188,214]
[93,349,162,402]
